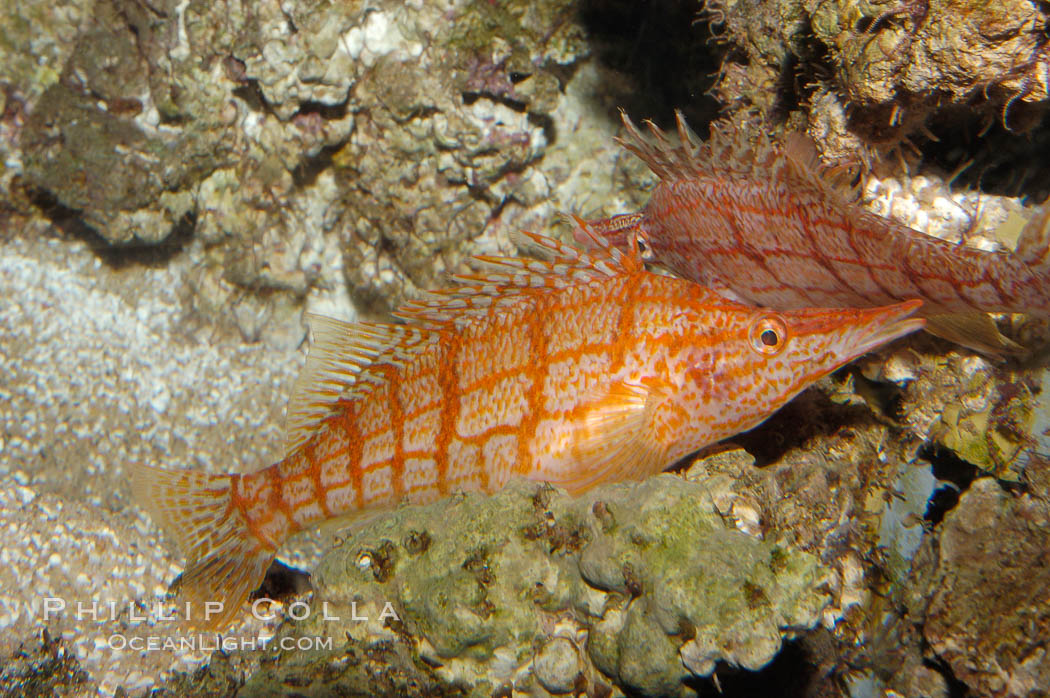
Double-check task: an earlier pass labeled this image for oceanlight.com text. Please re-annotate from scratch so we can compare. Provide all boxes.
[106,633,334,653]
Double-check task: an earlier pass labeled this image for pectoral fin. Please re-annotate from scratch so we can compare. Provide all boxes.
[924,312,1025,358]
[547,380,669,495]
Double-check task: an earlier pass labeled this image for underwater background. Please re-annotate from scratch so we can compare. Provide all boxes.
[2,0,1050,696]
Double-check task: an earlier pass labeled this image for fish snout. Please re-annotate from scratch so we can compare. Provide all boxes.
[785,299,925,376]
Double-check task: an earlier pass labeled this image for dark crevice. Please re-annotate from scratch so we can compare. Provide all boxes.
[461,91,528,113]
[487,194,513,225]
[28,187,194,269]
[920,444,980,489]
[545,60,582,95]
[732,382,879,467]
[528,111,556,147]
[850,366,908,421]
[252,559,313,603]
[772,50,806,124]
[292,141,344,188]
[684,639,817,697]
[853,15,879,33]
[917,444,980,524]
[280,6,299,34]
[914,105,1050,201]
[231,81,269,113]
[790,23,839,112]
[578,0,722,132]
[921,656,972,698]
[924,485,962,526]
[234,91,351,187]
[293,98,349,121]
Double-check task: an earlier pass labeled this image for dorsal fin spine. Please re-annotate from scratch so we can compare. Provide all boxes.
[285,316,440,452]
[289,223,640,451]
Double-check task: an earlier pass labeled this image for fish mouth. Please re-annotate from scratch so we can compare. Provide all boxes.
[849,300,926,356]
[835,299,925,365]
[781,299,924,402]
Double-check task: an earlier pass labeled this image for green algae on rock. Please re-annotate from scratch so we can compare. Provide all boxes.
[579,480,829,693]
[896,350,1038,482]
[231,476,829,697]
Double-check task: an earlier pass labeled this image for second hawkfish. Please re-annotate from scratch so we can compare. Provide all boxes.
[585,111,1050,354]
[134,218,923,629]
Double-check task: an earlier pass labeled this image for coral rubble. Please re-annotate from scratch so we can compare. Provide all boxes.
[192,477,829,697]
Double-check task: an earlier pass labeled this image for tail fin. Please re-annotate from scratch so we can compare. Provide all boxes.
[132,464,276,631]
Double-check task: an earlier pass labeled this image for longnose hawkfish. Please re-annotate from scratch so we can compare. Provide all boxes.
[583,111,1050,355]
[134,218,923,630]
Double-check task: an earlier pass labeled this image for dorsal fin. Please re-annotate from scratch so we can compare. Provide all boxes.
[781,132,823,180]
[617,109,863,199]
[285,315,438,453]
[289,221,641,450]
[394,217,641,327]
[779,131,867,201]
[778,131,843,196]
[616,109,699,180]
[616,109,779,181]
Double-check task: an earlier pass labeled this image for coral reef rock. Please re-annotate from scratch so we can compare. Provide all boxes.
[705,0,1050,148]
[218,476,830,697]
[911,476,1050,697]
[6,0,600,332]
[896,350,1038,482]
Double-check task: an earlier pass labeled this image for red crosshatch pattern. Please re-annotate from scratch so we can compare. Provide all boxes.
[133,220,922,630]
[585,111,1050,347]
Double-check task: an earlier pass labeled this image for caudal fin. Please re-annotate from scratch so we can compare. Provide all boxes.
[132,464,276,631]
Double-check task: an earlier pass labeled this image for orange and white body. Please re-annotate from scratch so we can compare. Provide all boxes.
[134,219,923,629]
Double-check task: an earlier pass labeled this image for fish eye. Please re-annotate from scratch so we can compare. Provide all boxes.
[749,315,788,355]
[635,233,654,261]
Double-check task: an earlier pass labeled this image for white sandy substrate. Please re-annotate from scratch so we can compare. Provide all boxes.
[0,229,326,696]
